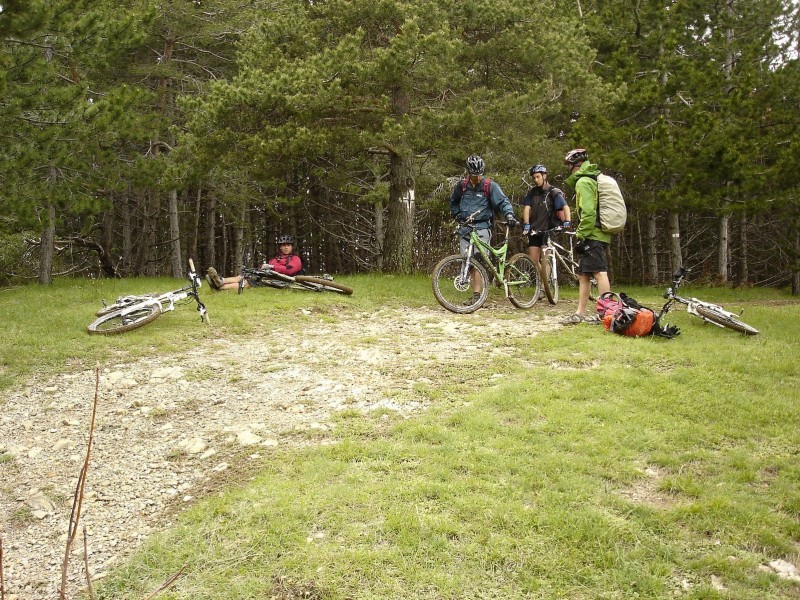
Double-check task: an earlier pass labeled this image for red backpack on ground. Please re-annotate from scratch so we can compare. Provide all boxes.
[596,292,679,338]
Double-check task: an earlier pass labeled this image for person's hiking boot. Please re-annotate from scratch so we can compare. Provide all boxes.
[561,313,601,325]
[462,292,482,306]
[205,267,224,291]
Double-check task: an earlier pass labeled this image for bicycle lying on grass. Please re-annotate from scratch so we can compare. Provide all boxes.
[658,266,759,335]
[529,225,598,304]
[237,266,353,295]
[87,259,209,334]
[432,213,540,314]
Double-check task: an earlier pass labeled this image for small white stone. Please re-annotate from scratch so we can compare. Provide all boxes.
[237,431,261,445]
[53,439,76,451]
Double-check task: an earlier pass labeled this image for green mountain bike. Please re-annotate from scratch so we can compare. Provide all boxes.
[432,216,540,314]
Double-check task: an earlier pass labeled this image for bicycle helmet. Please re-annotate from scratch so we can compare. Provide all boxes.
[528,164,548,175]
[465,155,485,176]
[564,148,589,166]
[277,234,294,245]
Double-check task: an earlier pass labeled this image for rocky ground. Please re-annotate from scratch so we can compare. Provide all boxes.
[0,302,566,599]
[3,299,797,599]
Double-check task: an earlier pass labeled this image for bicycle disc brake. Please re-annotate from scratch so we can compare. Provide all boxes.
[453,275,471,292]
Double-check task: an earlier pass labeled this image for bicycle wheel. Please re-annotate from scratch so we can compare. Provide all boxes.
[506,253,540,309]
[96,296,152,317]
[432,254,489,314]
[695,306,759,335]
[87,305,162,334]
[541,251,558,305]
[294,276,354,295]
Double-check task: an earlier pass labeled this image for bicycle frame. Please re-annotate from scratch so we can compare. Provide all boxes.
[546,236,580,281]
[240,266,295,292]
[89,259,208,334]
[660,268,726,319]
[658,267,758,335]
[114,273,206,320]
[238,266,352,295]
[462,223,519,297]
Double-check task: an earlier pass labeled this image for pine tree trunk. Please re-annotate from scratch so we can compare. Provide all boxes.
[234,201,247,271]
[372,159,385,272]
[635,215,645,283]
[738,213,748,285]
[647,213,658,282]
[221,211,228,275]
[169,189,183,277]
[101,202,115,277]
[793,230,800,295]
[374,198,385,272]
[138,188,158,276]
[38,203,56,285]
[383,153,415,273]
[205,193,216,269]
[382,86,415,274]
[121,193,132,274]
[191,188,201,261]
[668,212,682,275]
[718,213,730,284]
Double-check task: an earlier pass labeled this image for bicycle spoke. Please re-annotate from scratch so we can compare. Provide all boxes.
[432,255,489,313]
[507,254,540,309]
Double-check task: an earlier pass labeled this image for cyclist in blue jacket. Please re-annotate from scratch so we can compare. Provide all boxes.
[449,155,518,305]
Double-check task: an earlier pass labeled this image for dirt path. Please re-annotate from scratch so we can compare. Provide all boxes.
[0,303,565,599]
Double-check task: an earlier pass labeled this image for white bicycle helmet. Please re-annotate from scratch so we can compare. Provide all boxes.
[465,155,485,175]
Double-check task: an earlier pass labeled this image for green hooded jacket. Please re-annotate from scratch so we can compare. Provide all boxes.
[566,161,612,244]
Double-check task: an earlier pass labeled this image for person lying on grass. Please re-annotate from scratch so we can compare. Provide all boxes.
[205,234,303,291]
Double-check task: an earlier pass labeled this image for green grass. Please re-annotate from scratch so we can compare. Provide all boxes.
[1,276,799,599]
[0,272,404,390]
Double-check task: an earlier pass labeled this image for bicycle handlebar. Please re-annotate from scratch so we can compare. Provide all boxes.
[527,225,575,236]
[454,210,519,230]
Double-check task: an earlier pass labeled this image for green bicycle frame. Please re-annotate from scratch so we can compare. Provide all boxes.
[466,229,508,280]
[461,225,530,297]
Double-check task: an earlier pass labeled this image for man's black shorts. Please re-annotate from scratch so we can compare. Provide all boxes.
[578,240,608,274]
[527,233,550,248]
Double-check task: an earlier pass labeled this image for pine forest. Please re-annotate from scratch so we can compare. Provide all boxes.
[1,0,798,291]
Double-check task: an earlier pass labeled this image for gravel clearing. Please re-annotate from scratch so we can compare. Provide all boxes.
[0,303,563,599]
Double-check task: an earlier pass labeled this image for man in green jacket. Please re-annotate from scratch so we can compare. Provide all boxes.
[562,148,611,324]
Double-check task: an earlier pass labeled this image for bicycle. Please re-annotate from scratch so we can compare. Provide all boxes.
[529,225,598,305]
[87,259,209,334]
[237,266,353,295]
[431,213,540,314]
[658,266,759,335]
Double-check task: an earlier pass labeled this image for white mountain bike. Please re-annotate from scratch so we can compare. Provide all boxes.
[530,225,598,304]
[658,266,758,335]
[87,259,209,334]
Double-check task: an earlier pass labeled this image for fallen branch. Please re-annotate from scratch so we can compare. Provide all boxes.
[1,537,5,600]
[60,367,100,599]
[142,564,187,600]
[83,527,94,600]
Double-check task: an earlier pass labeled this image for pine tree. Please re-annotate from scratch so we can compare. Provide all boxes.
[184,0,608,273]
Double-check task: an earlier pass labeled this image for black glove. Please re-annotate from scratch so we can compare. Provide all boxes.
[574,238,587,254]
[505,214,519,227]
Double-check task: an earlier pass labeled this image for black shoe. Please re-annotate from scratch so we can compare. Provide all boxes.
[462,292,482,306]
